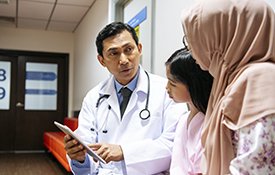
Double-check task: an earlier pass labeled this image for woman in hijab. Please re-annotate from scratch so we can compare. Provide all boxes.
[181,0,275,174]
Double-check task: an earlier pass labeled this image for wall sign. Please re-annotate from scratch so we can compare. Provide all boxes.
[127,6,147,28]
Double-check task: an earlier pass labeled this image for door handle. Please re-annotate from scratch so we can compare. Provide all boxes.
[16,102,24,107]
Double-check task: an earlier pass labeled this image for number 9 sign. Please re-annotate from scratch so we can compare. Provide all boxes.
[0,87,5,100]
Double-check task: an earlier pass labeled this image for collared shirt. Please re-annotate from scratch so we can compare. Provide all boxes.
[114,68,139,104]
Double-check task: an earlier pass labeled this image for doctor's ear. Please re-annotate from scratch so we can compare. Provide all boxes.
[97,55,106,67]
[137,43,142,53]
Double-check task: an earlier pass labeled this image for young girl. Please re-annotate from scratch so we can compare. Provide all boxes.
[165,48,213,175]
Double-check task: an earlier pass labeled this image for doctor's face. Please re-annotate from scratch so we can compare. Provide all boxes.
[97,30,142,85]
[165,66,191,103]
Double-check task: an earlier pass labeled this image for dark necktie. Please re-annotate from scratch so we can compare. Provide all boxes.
[120,87,132,117]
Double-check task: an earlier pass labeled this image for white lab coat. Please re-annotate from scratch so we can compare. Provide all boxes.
[68,67,187,175]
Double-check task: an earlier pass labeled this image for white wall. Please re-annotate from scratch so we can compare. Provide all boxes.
[266,0,275,10]
[0,27,74,116]
[153,0,194,77]
[73,0,109,110]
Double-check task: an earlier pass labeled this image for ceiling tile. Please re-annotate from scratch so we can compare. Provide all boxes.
[0,0,16,17]
[51,4,88,22]
[47,20,77,32]
[0,0,94,32]
[19,1,54,19]
[18,18,47,30]
[57,0,94,6]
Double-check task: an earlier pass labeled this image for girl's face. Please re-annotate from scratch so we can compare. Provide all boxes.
[166,65,191,103]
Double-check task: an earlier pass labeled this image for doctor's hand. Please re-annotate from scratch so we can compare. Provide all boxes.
[64,134,86,163]
[90,143,124,163]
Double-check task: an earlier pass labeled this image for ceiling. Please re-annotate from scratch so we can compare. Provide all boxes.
[0,0,96,33]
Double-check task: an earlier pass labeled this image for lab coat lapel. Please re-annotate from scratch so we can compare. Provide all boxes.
[98,75,121,121]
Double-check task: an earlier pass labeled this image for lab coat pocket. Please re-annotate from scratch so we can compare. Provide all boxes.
[140,112,163,138]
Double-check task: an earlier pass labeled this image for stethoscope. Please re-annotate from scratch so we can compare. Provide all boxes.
[91,70,151,134]
[138,70,150,120]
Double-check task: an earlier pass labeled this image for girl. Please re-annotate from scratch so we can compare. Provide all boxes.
[165,48,213,175]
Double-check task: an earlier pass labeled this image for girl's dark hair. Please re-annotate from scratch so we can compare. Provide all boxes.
[165,48,213,114]
[96,22,139,56]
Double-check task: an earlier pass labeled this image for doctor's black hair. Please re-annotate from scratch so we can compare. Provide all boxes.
[165,48,213,114]
[96,22,139,57]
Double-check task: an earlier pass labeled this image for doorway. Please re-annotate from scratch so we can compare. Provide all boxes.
[0,50,68,151]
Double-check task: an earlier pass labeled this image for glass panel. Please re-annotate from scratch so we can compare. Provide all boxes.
[0,61,11,110]
[25,62,58,110]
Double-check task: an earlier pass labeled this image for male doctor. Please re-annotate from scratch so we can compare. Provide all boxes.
[64,22,186,175]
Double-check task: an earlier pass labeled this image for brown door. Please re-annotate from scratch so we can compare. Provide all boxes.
[0,50,68,151]
[0,55,17,151]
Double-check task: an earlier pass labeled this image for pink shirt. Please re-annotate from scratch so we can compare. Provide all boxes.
[170,111,204,175]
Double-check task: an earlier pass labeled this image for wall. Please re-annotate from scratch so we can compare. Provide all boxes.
[153,0,194,77]
[73,0,109,110]
[266,0,275,10]
[0,27,74,116]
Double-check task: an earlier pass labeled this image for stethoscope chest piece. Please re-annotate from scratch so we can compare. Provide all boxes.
[139,108,150,120]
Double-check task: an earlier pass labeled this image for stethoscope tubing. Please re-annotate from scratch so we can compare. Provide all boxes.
[93,70,151,133]
[139,71,150,120]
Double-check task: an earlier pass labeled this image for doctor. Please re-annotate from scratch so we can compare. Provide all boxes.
[64,22,186,175]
